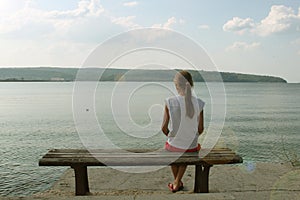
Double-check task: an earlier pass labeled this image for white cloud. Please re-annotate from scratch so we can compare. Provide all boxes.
[123,1,138,7]
[0,0,179,41]
[130,17,179,43]
[0,0,129,66]
[111,16,140,28]
[255,5,300,36]
[0,0,189,66]
[198,24,210,30]
[0,0,105,38]
[152,17,177,29]
[0,1,182,43]
[179,19,185,24]
[223,17,255,35]
[45,0,105,18]
[0,0,25,15]
[223,5,300,36]
[164,17,176,29]
[226,42,261,51]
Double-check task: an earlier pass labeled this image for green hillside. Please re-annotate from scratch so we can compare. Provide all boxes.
[0,67,287,83]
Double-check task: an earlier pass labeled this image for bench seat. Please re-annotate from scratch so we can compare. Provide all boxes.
[39,148,243,195]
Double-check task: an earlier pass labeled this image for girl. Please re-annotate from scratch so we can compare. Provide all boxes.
[161,70,205,192]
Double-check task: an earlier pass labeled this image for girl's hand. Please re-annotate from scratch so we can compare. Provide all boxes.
[161,105,170,136]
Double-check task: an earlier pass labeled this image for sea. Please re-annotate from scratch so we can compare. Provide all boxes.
[0,82,299,196]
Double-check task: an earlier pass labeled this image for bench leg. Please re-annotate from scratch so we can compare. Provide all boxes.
[194,164,212,193]
[71,165,90,195]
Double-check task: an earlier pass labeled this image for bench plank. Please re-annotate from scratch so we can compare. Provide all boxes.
[48,148,235,154]
[43,152,236,159]
[39,156,241,166]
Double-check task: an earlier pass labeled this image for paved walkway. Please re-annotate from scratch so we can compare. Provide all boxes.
[1,163,300,200]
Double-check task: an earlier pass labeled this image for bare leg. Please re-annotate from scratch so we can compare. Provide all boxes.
[173,165,187,190]
[171,165,179,179]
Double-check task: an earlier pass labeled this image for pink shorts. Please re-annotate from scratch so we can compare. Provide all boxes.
[165,142,201,152]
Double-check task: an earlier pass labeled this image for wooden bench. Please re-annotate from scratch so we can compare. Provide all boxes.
[39,148,243,195]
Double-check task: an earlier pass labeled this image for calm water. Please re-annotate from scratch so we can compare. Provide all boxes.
[0,82,299,196]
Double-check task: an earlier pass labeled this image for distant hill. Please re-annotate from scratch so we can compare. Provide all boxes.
[0,67,287,83]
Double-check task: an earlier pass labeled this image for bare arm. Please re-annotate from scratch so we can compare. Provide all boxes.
[198,110,204,135]
[161,105,170,136]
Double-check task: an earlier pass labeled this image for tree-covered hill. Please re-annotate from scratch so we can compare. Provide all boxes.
[0,67,287,83]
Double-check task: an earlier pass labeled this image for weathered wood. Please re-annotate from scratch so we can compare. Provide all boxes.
[47,149,235,157]
[194,164,211,193]
[39,154,242,166]
[43,152,236,159]
[71,165,90,195]
[43,148,242,162]
[48,148,235,154]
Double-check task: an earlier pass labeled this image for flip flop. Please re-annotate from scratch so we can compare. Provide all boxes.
[171,184,180,193]
[179,181,184,191]
[167,183,173,192]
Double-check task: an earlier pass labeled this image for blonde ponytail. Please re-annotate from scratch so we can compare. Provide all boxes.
[185,82,194,118]
[174,70,195,118]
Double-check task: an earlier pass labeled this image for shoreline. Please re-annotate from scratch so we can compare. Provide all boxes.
[2,162,299,200]
[0,80,289,83]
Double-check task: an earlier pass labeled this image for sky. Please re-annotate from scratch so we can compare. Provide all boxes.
[0,0,299,82]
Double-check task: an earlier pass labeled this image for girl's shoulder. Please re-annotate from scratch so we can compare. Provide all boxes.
[165,96,181,107]
[166,96,205,108]
[195,97,205,110]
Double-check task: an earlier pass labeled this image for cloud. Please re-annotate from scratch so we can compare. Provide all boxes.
[255,5,300,36]
[111,16,140,29]
[152,17,177,29]
[0,0,185,44]
[226,42,261,51]
[123,1,138,7]
[47,0,104,18]
[0,0,106,39]
[198,24,210,30]
[164,17,177,29]
[223,17,255,34]
[130,17,179,43]
[0,0,189,66]
[179,19,185,24]
[223,5,300,36]
[0,0,179,42]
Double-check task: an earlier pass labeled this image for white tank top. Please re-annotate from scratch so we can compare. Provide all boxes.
[165,95,205,149]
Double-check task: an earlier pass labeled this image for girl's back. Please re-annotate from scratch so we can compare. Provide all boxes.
[165,95,204,150]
